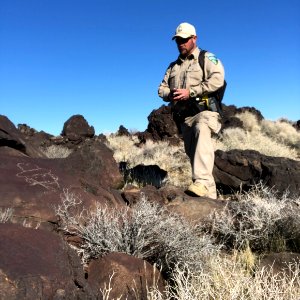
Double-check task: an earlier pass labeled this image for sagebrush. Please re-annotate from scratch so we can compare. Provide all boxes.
[200,183,300,252]
[55,185,300,299]
[0,208,13,223]
[100,254,300,300]
[55,190,218,274]
[41,144,73,158]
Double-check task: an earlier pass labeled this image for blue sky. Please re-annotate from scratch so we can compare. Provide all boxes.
[1,0,299,136]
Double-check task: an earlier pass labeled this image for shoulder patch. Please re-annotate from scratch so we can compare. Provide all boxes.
[207,54,218,65]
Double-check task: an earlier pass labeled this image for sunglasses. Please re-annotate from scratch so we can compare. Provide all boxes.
[175,36,193,45]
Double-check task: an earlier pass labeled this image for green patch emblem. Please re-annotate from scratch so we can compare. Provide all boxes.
[208,55,218,65]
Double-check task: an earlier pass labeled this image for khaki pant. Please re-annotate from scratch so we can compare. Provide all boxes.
[181,111,221,198]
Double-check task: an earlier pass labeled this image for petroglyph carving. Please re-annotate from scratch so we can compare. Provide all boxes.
[16,163,60,190]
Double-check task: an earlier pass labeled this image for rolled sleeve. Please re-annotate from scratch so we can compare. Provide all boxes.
[158,66,172,102]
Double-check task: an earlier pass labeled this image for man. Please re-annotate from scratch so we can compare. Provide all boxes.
[158,22,225,199]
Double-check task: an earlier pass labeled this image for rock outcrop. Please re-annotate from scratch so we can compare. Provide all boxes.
[214,149,300,196]
[62,114,95,142]
[137,105,300,196]
[137,104,265,144]
[0,223,93,299]
[137,105,181,145]
[87,252,166,300]
[0,115,46,158]
[1,109,299,299]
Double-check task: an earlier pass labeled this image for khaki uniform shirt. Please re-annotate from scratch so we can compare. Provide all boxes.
[158,47,225,101]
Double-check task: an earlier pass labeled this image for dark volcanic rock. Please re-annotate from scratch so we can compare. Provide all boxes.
[64,140,124,191]
[0,115,46,158]
[0,146,28,157]
[138,104,265,144]
[87,252,165,300]
[258,252,300,277]
[214,149,300,196]
[17,123,38,136]
[120,162,167,188]
[158,185,227,224]
[122,184,227,225]
[17,123,53,151]
[165,193,227,225]
[0,115,26,152]
[0,141,125,228]
[221,105,264,131]
[122,184,165,206]
[0,223,94,299]
[116,125,130,136]
[138,105,181,145]
[0,154,98,228]
[62,114,95,141]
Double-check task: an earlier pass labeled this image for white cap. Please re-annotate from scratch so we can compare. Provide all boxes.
[172,22,196,40]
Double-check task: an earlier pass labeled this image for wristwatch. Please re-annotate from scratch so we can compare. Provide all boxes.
[189,89,197,98]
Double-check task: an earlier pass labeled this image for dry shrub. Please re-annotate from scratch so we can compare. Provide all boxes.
[236,111,261,132]
[201,183,300,252]
[55,190,218,274]
[55,187,300,299]
[0,208,13,223]
[160,254,300,300]
[261,118,300,150]
[41,145,73,158]
[106,134,191,188]
[216,126,298,158]
[99,253,300,300]
[216,111,299,159]
[105,134,140,162]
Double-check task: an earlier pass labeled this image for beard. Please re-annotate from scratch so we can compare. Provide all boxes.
[178,47,188,57]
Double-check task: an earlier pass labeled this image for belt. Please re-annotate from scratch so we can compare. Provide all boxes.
[190,97,208,111]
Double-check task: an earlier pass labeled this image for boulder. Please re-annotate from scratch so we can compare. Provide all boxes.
[221,105,264,131]
[258,252,300,277]
[0,142,125,228]
[0,146,27,157]
[0,115,45,158]
[17,123,53,152]
[62,115,95,142]
[0,154,97,228]
[166,195,226,225]
[138,105,181,145]
[214,149,300,196]
[138,104,265,144]
[87,252,166,300]
[64,140,124,191]
[159,185,227,225]
[295,120,300,131]
[122,185,165,206]
[122,185,227,225]
[116,125,130,136]
[0,223,93,299]
[120,162,167,188]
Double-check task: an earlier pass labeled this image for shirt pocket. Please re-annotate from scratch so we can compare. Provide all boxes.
[168,68,178,89]
[186,65,201,88]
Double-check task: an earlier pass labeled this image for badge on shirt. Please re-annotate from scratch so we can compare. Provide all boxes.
[208,54,218,65]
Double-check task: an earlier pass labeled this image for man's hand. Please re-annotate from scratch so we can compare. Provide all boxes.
[171,88,190,101]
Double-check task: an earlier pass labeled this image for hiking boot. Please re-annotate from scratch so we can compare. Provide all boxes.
[186,182,209,197]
